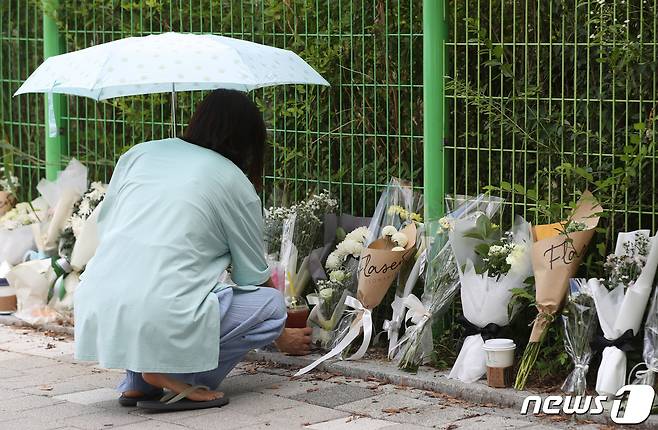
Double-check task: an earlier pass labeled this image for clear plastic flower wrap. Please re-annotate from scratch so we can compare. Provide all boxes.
[365,178,425,358]
[561,278,598,396]
[395,194,504,372]
[629,279,658,398]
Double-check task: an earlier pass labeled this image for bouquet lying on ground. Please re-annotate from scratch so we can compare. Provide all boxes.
[295,223,417,376]
[364,178,425,359]
[561,278,598,396]
[396,194,503,372]
[589,230,658,396]
[515,191,602,390]
[307,224,370,348]
[448,212,533,383]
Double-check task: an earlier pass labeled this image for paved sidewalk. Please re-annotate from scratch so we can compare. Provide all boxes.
[0,325,603,430]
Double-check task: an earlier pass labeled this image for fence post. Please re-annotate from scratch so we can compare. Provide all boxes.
[42,0,66,180]
[423,0,445,224]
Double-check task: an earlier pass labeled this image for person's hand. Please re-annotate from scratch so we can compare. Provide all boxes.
[275,327,312,355]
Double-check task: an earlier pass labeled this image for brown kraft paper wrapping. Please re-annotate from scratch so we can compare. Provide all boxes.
[529,191,602,342]
[0,191,17,217]
[357,223,417,310]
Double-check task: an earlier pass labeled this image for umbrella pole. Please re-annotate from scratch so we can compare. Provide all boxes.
[170,88,177,138]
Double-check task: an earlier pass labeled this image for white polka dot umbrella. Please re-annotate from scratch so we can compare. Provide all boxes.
[14,32,330,136]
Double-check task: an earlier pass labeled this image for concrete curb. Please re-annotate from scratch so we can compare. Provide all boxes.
[246,350,658,429]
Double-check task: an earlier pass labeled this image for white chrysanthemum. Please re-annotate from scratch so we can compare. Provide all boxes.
[391,232,408,248]
[382,225,398,237]
[337,239,363,257]
[78,199,92,217]
[71,216,86,238]
[329,270,347,283]
[391,246,405,252]
[325,252,344,271]
[345,226,370,243]
[319,288,334,300]
[488,245,504,255]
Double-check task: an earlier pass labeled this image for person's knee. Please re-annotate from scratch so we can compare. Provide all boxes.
[261,288,286,322]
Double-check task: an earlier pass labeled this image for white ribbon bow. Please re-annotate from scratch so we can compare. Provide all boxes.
[393,294,432,353]
[383,295,405,358]
[295,296,372,376]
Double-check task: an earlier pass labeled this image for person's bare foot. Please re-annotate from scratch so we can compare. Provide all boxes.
[142,373,223,402]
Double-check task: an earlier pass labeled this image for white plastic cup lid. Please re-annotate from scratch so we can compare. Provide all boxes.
[483,338,516,351]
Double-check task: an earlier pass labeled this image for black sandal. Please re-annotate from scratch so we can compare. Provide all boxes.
[136,385,229,412]
[118,389,164,407]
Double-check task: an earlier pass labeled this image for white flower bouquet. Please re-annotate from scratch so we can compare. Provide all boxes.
[0,200,47,265]
[295,223,417,376]
[363,178,425,358]
[447,213,532,383]
[561,278,598,396]
[589,230,658,396]
[395,194,504,373]
[307,225,370,349]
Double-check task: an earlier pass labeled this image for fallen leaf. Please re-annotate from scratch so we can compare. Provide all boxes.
[445,425,458,430]
[45,343,56,349]
[38,385,54,391]
[382,406,410,415]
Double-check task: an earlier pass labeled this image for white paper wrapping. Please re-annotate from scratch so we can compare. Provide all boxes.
[448,218,532,383]
[591,231,658,396]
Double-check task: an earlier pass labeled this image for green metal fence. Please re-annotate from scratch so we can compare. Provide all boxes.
[1,0,426,220]
[1,0,657,235]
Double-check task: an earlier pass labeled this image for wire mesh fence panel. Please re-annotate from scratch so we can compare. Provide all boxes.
[1,0,424,216]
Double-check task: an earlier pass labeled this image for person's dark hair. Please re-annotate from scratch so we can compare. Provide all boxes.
[183,89,266,190]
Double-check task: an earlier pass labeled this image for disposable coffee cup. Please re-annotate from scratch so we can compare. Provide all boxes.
[483,338,516,388]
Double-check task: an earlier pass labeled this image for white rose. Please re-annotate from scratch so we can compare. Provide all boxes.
[505,244,526,267]
[325,252,344,271]
[382,225,398,237]
[391,232,408,248]
[329,270,347,282]
[319,288,334,300]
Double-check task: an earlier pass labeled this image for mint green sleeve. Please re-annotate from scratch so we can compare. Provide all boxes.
[222,196,271,286]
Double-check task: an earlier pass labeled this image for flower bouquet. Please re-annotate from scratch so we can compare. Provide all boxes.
[395,194,504,372]
[32,159,89,257]
[447,214,533,383]
[364,178,425,358]
[561,278,598,396]
[307,225,370,348]
[47,182,106,318]
[295,223,417,376]
[0,199,48,265]
[589,230,658,396]
[514,191,602,390]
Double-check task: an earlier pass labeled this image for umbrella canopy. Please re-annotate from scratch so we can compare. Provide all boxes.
[15,32,329,100]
